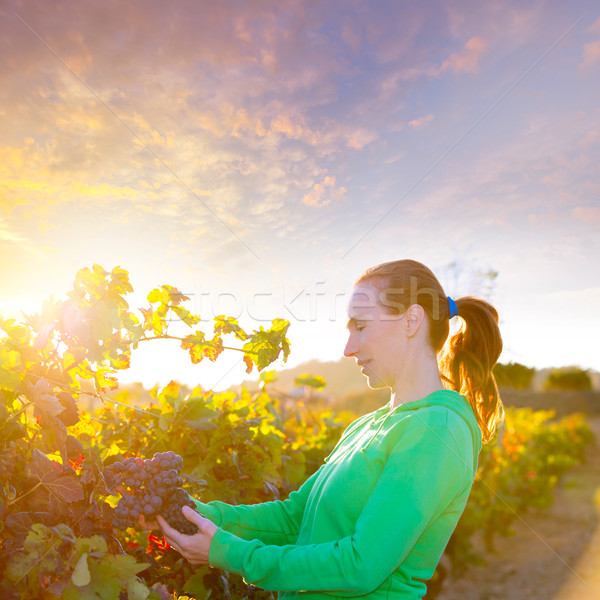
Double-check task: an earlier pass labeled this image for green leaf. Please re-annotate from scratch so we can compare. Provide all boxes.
[94,367,119,393]
[72,553,91,587]
[104,554,149,582]
[172,305,200,326]
[74,265,109,299]
[157,380,180,409]
[89,559,120,600]
[62,584,93,600]
[243,319,291,371]
[183,399,218,422]
[110,266,133,295]
[260,370,278,386]
[213,315,247,340]
[0,347,23,392]
[127,579,150,600]
[183,568,212,599]
[295,374,326,390]
[75,535,108,556]
[6,552,37,582]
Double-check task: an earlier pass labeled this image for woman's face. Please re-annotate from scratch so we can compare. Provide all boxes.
[343,282,407,389]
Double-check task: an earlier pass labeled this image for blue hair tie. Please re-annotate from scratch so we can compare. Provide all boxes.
[447,296,458,319]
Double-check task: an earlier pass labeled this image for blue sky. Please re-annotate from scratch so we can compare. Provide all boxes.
[1,0,599,390]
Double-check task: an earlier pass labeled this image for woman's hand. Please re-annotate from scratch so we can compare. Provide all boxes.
[157,505,218,566]
[138,514,160,531]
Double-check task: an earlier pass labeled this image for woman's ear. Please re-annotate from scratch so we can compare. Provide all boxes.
[405,304,425,337]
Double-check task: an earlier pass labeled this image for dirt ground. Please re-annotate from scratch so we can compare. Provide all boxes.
[435,416,600,600]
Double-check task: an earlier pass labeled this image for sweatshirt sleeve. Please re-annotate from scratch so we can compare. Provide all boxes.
[195,413,372,546]
[194,464,325,546]
[208,421,471,595]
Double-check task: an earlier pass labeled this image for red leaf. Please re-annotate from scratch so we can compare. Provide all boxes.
[57,392,79,426]
[46,473,84,503]
[26,449,84,504]
[5,511,58,535]
[27,449,63,481]
[33,382,65,419]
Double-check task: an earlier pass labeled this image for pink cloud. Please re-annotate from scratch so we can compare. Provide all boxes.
[580,39,600,70]
[408,114,435,130]
[435,37,487,75]
[573,206,600,228]
[589,17,600,35]
[302,176,346,207]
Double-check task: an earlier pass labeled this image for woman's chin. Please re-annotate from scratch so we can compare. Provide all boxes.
[365,374,387,389]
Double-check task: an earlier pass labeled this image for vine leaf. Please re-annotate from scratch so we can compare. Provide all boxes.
[26,449,84,503]
[127,578,150,600]
[183,569,212,597]
[213,315,248,340]
[72,552,91,587]
[181,332,224,364]
[39,414,68,451]
[46,473,85,503]
[104,553,149,581]
[295,374,326,390]
[242,319,290,371]
[57,392,80,426]
[5,511,58,535]
[32,379,65,419]
[27,448,63,480]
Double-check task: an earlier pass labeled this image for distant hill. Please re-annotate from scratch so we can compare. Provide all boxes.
[232,357,389,415]
[234,358,600,400]
[235,358,372,398]
[233,359,600,417]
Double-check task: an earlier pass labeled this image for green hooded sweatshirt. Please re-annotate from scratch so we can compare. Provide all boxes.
[194,389,482,599]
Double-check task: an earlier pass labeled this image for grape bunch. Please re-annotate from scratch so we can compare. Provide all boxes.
[108,451,199,535]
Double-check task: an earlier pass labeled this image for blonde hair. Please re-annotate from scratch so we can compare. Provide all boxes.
[357,259,504,444]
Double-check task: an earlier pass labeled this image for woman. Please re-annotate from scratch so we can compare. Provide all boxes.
[155,259,504,599]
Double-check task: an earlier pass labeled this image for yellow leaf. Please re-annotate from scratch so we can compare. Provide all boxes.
[72,552,91,587]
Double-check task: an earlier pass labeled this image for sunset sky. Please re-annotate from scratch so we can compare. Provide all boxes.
[1,0,599,391]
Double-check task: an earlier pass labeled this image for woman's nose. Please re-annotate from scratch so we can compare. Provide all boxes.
[344,335,356,357]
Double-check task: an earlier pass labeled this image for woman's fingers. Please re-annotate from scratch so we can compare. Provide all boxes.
[156,512,214,565]
[138,514,160,530]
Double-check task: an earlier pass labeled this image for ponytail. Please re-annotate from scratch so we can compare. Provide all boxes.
[357,260,504,445]
[438,297,504,444]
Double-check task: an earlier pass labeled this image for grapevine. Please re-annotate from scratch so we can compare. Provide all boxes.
[0,264,595,600]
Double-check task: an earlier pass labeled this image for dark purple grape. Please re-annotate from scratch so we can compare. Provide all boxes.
[109,452,191,533]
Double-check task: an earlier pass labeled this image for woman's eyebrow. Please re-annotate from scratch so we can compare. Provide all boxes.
[346,317,367,329]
